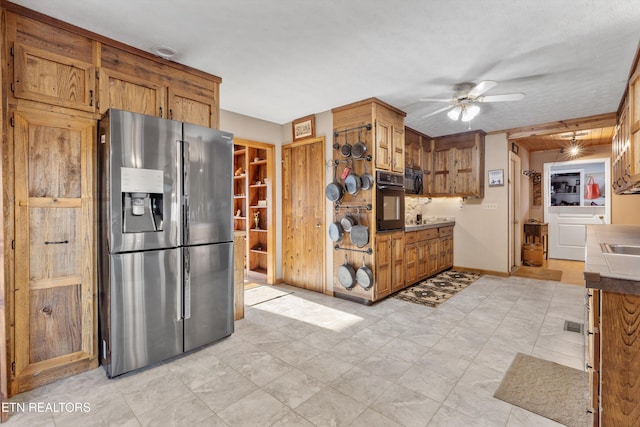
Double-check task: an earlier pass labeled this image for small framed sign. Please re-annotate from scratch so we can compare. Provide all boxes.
[292,114,315,141]
[511,142,519,154]
[488,169,504,187]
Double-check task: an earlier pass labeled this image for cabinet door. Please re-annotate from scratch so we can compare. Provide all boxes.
[375,234,392,298]
[391,232,405,292]
[392,126,405,173]
[421,141,433,196]
[453,144,478,196]
[416,240,429,280]
[12,109,96,394]
[404,243,417,286]
[432,147,452,195]
[13,43,96,112]
[168,87,216,128]
[99,68,166,117]
[439,236,453,270]
[375,120,392,170]
[427,239,439,275]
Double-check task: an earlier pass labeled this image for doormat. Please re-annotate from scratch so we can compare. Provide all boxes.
[494,353,589,427]
[245,285,293,306]
[392,270,481,308]
[513,266,563,281]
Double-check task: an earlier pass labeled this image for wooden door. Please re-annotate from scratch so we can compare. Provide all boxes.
[282,137,325,292]
[99,68,166,117]
[11,109,96,395]
[416,240,429,280]
[375,120,392,170]
[375,234,391,299]
[391,126,405,173]
[427,239,439,275]
[390,232,405,292]
[432,147,452,195]
[168,87,216,128]
[453,145,476,195]
[404,243,417,286]
[12,43,96,113]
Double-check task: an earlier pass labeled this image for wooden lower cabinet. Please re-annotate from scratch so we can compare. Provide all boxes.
[404,226,454,287]
[375,231,404,299]
[10,109,97,395]
[587,289,640,426]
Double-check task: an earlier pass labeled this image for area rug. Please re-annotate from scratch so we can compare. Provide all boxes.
[494,353,589,427]
[392,270,481,308]
[513,266,563,281]
[244,285,293,306]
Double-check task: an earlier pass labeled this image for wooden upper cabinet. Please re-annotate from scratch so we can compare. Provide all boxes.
[432,145,452,196]
[12,43,96,112]
[98,68,166,117]
[168,87,216,128]
[432,130,485,198]
[392,126,405,173]
[375,120,404,173]
[375,120,392,170]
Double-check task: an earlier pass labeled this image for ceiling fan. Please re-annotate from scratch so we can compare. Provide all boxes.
[421,80,525,121]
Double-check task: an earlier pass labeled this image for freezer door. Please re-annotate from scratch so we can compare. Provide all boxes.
[100,109,181,253]
[182,124,233,245]
[184,242,234,352]
[107,248,183,377]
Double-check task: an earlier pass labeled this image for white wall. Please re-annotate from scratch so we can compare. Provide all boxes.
[418,133,511,274]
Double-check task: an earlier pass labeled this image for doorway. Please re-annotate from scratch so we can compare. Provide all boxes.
[282,137,326,293]
[509,152,522,271]
[543,158,610,260]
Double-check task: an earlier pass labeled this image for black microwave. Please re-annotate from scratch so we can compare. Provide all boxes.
[375,171,405,231]
[405,168,423,194]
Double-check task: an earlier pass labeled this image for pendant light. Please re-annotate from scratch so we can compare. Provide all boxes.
[461,105,480,122]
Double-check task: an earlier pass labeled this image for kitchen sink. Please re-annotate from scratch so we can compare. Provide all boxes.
[601,243,640,256]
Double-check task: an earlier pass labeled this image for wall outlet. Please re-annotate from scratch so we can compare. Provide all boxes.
[482,203,498,210]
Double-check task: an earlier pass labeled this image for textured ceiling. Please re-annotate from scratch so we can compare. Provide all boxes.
[11,0,640,140]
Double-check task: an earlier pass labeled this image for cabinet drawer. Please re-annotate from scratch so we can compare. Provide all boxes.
[417,228,438,241]
[405,231,417,244]
[438,226,453,237]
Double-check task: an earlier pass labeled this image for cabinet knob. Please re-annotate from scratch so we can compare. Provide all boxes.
[316,223,321,228]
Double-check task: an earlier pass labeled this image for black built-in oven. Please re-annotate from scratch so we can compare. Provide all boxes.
[375,171,405,231]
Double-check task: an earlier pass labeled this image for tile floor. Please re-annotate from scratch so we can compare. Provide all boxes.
[5,274,587,426]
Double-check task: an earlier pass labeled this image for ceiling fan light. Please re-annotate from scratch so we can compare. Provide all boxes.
[447,106,462,120]
[461,105,480,122]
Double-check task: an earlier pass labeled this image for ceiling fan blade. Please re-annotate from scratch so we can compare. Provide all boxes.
[467,80,497,98]
[419,97,455,103]
[476,93,525,102]
[422,105,454,118]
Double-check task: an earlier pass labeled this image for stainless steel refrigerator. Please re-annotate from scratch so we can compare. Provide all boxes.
[98,109,234,378]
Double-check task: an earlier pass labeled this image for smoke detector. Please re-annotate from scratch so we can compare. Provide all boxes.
[151,45,176,60]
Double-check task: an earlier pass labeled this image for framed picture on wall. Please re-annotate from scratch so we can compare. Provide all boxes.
[292,114,315,141]
[488,169,504,187]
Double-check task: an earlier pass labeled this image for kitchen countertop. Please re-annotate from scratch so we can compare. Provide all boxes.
[584,224,640,295]
[404,217,455,232]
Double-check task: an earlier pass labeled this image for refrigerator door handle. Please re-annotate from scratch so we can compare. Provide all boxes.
[183,247,191,319]
[182,140,190,243]
[177,249,184,322]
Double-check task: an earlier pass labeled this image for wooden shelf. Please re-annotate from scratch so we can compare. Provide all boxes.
[250,249,268,255]
[250,228,267,232]
[234,148,247,156]
[233,175,246,180]
[234,216,246,220]
[249,184,267,188]
[234,195,246,198]
[250,160,267,166]
[250,205,268,209]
